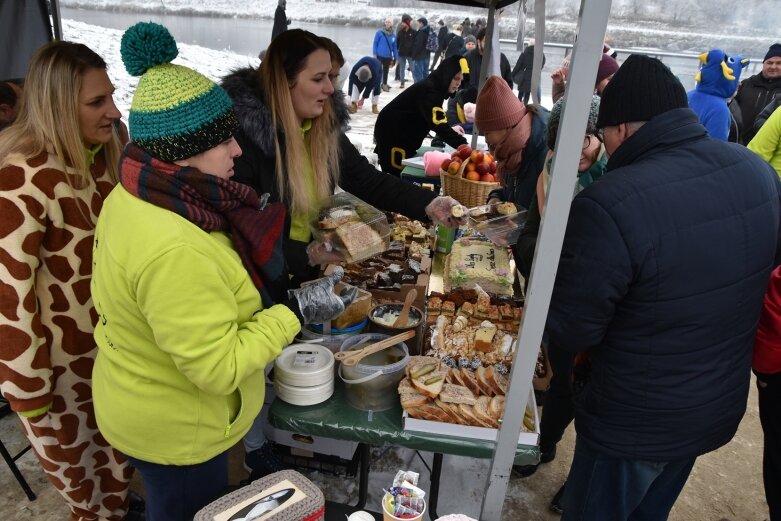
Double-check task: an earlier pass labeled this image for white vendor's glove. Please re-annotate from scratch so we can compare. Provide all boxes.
[425,196,467,228]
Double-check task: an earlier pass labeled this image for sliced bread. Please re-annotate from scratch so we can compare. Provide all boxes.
[458,403,492,428]
[485,365,508,395]
[410,367,449,399]
[439,383,477,406]
[473,396,499,428]
[488,395,506,421]
[475,366,496,397]
[400,391,431,409]
[434,399,465,425]
[459,368,483,397]
[406,356,440,379]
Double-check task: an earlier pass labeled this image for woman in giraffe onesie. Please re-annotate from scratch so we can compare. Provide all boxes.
[0,41,134,520]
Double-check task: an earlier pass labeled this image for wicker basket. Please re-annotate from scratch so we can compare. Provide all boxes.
[440,158,500,208]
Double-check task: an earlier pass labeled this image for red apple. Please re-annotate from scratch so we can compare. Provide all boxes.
[456,144,472,160]
[441,158,452,171]
[488,161,497,174]
[470,150,484,163]
[480,173,496,182]
[465,171,480,181]
[475,162,489,175]
[447,161,461,175]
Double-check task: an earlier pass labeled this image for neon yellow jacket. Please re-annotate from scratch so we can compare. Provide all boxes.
[91,185,300,465]
[748,105,781,178]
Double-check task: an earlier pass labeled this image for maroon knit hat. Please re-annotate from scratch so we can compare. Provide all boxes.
[595,53,620,88]
[475,76,525,131]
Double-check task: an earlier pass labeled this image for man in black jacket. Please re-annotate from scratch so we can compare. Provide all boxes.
[429,19,448,71]
[410,17,432,83]
[396,14,415,88]
[547,55,781,519]
[732,42,781,144]
[465,27,513,89]
[271,0,290,41]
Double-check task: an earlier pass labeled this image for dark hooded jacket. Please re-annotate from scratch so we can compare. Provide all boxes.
[397,24,416,58]
[221,67,436,285]
[547,108,781,461]
[733,72,781,144]
[374,55,468,176]
[465,48,513,90]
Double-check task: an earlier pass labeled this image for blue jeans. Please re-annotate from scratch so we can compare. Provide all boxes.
[243,411,267,452]
[397,56,409,82]
[124,451,229,521]
[562,437,695,521]
[412,56,430,83]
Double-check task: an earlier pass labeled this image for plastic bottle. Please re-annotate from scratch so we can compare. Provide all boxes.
[435,225,456,254]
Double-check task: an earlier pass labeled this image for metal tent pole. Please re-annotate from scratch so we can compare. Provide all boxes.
[470,0,499,150]
[530,0,545,105]
[515,0,527,52]
[477,1,612,519]
[50,0,63,40]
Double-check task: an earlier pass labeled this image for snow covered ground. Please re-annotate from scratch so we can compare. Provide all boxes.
[62,18,435,159]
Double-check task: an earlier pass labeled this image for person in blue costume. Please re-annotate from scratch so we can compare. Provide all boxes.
[688,49,749,141]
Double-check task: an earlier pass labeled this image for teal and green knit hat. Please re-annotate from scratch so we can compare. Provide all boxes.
[120,22,238,162]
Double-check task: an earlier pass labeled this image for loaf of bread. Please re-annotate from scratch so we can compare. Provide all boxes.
[335,222,385,261]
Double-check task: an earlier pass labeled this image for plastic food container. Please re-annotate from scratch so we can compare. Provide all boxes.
[468,202,528,246]
[274,343,335,406]
[381,493,426,521]
[311,192,391,263]
[298,318,368,353]
[338,333,409,412]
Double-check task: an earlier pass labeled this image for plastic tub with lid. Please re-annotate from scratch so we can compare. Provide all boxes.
[338,333,409,412]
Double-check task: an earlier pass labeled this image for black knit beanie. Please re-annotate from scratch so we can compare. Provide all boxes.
[596,54,688,128]
[764,43,781,62]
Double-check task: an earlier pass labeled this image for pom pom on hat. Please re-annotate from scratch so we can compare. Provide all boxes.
[121,21,238,162]
[597,54,687,128]
[475,76,526,131]
[547,95,600,150]
[764,43,781,63]
[120,21,179,76]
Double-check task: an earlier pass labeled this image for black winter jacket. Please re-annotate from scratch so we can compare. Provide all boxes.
[465,49,513,90]
[397,26,416,58]
[411,25,430,59]
[733,72,781,144]
[753,96,781,134]
[374,55,468,175]
[443,33,464,59]
[547,108,781,461]
[512,45,545,93]
[221,67,436,285]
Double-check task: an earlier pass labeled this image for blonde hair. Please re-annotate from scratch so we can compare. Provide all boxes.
[258,29,340,216]
[0,41,120,186]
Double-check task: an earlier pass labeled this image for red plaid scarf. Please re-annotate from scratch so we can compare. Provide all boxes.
[120,143,288,307]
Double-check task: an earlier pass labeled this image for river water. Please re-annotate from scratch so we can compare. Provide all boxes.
[62,7,725,98]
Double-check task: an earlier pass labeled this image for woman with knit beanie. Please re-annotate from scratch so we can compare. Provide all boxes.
[91,23,354,521]
[221,28,462,286]
[477,75,549,211]
[0,41,140,521]
[511,96,607,516]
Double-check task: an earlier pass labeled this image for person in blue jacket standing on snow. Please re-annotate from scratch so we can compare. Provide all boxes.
[688,49,749,141]
[373,18,398,92]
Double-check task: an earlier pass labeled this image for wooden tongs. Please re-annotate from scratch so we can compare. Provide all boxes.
[334,329,415,367]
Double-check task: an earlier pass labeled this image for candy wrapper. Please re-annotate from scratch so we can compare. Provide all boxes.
[393,470,419,488]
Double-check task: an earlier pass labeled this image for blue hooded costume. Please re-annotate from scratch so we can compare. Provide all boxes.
[688,49,749,141]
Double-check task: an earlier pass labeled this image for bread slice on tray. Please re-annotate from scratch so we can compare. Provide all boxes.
[488,395,506,421]
[473,396,500,428]
[458,403,492,428]
[406,356,440,378]
[485,365,508,395]
[475,366,497,397]
[459,368,483,397]
[439,383,477,406]
[434,399,467,425]
[336,221,385,261]
[410,367,449,399]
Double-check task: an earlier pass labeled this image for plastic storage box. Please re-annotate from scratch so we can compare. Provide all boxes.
[467,202,528,246]
[311,192,390,263]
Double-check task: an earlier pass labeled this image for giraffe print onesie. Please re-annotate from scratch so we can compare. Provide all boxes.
[0,151,132,521]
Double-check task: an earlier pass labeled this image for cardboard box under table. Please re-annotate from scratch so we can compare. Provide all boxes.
[269,382,539,520]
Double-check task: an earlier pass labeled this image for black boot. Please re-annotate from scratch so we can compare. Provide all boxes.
[550,483,565,515]
[512,444,556,477]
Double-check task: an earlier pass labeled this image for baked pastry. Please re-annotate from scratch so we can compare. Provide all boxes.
[335,222,385,261]
[496,201,517,215]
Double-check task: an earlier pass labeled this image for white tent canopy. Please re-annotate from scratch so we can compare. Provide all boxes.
[9,2,613,519]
